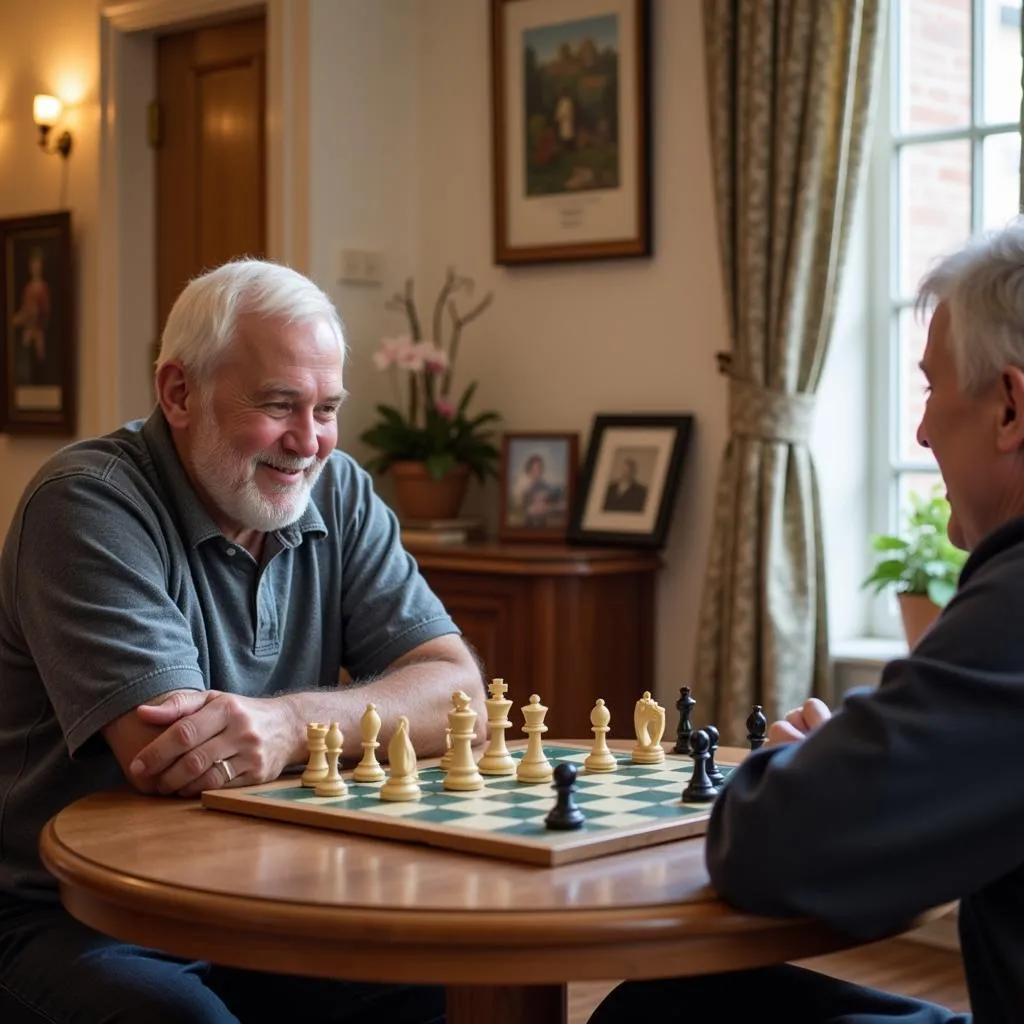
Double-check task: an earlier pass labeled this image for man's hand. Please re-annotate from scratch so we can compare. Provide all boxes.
[129,690,295,797]
[765,697,832,748]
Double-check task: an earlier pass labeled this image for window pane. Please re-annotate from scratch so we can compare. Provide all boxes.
[982,130,1022,230]
[896,309,940,464]
[898,140,972,297]
[982,0,1023,124]
[896,470,945,526]
[899,0,971,134]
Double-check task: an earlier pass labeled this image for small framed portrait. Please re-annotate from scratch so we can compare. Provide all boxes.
[499,431,579,541]
[568,413,693,549]
[0,211,76,435]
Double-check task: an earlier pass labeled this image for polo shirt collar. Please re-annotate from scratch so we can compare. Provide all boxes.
[140,408,327,550]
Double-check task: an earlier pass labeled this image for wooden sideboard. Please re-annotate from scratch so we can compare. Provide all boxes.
[406,540,661,740]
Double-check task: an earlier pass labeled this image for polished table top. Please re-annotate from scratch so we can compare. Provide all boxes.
[39,745,939,1022]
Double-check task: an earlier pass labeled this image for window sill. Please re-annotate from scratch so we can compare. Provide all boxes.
[830,636,907,668]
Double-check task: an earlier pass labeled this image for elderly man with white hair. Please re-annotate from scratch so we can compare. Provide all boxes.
[591,222,1024,1023]
[0,259,484,1023]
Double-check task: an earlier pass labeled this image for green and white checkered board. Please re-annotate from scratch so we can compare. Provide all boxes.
[202,744,735,866]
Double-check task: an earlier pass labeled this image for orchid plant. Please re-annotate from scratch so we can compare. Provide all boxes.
[359,268,501,482]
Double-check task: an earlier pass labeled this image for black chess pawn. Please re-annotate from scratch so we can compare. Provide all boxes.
[682,729,718,803]
[704,724,725,786]
[746,704,768,750]
[545,762,586,831]
[673,685,696,754]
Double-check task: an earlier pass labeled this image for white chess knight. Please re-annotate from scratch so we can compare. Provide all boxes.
[631,691,666,764]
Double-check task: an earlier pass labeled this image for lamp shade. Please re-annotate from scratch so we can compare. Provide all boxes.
[33,94,61,127]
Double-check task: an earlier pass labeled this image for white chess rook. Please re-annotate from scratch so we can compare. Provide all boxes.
[352,703,386,783]
[380,716,421,801]
[314,721,348,797]
[584,698,617,773]
[516,693,553,784]
[301,721,329,787]
[478,677,515,776]
[444,690,485,791]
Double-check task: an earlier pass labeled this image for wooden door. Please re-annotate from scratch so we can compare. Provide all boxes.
[155,15,266,337]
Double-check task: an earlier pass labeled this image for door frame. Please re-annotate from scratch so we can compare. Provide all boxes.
[97,0,309,429]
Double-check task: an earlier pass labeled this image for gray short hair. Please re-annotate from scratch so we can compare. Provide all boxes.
[916,218,1024,394]
[156,259,347,383]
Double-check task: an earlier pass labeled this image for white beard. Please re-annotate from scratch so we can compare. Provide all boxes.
[190,410,326,533]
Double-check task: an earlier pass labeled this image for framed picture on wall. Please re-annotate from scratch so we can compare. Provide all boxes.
[499,431,579,541]
[490,0,652,265]
[568,413,693,549]
[0,211,76,435]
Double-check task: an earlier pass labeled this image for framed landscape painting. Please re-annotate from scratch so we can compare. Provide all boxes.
[0,211,75,435]
[568,413,693,549]
[491,0,652,264]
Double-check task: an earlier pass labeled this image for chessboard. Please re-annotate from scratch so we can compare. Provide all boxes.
[201,742,740,867]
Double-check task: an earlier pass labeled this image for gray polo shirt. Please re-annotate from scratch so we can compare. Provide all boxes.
[0,410,458,901]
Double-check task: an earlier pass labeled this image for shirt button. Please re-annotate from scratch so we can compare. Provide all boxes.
[226,547,236,557]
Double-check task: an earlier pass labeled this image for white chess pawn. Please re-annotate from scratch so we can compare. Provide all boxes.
[314,721,348,797]
[516,693,553,784]
[301,721,329,787]
[352,703,386,783]
[444,690,484,791]
[478,677,515,776]
[632,691,666,764]
[584,699,617,773]
[380,716,421,801]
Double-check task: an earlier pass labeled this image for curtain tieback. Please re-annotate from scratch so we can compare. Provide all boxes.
[728,379,815,445]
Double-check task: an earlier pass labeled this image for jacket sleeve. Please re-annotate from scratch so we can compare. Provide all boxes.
[705,554,1024,939]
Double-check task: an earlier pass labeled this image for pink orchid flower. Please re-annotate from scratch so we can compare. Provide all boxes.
[414,341,450,373]
[372,335,413,371]
[434,397,457,419]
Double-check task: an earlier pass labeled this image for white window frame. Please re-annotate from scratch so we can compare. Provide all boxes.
[868,0,1022,637]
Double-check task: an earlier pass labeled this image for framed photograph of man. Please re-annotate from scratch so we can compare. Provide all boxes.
[0,211,75,435]
[568,413,693,549]
[490,0,652,264]
[499,431,579,541]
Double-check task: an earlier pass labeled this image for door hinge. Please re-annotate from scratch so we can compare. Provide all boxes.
[147,100,163,150]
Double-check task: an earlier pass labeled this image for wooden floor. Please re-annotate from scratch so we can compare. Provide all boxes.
[567,938,969,1023]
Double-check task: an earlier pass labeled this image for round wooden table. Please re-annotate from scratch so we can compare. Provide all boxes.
[39,749,927,1024]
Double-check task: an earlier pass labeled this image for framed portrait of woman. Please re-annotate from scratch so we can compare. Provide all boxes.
[499,431,579,541]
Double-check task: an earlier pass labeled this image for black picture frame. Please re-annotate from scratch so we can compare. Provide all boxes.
[568,413,693,549]
[0,210,76,435]
[491,0,652,265]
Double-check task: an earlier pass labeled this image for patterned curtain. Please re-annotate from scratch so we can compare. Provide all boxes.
[695,0,887,743]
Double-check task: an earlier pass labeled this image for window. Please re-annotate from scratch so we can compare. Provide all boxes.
[870,0,1022,633]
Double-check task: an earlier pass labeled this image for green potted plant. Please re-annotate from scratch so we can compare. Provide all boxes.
[360,268,500,521]
[862,487,967,647]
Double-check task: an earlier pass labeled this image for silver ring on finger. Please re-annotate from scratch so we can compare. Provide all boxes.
[214,758,236,785]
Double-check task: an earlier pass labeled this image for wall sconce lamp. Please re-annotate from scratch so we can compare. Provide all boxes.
[33,95,72,159]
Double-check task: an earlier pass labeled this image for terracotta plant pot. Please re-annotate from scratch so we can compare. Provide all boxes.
[897,593,941,649]
[389,461,470,521]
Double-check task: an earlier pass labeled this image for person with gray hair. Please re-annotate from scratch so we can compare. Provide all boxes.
[0,258,483,1022]
[591,219,1024,1022]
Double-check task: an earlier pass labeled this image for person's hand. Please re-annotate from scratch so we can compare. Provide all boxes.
[765,697,832,748]
[128,690,295,797]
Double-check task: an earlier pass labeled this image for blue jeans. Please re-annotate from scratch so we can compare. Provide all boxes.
[588,966,967,1023]
[0,900,445,1023]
